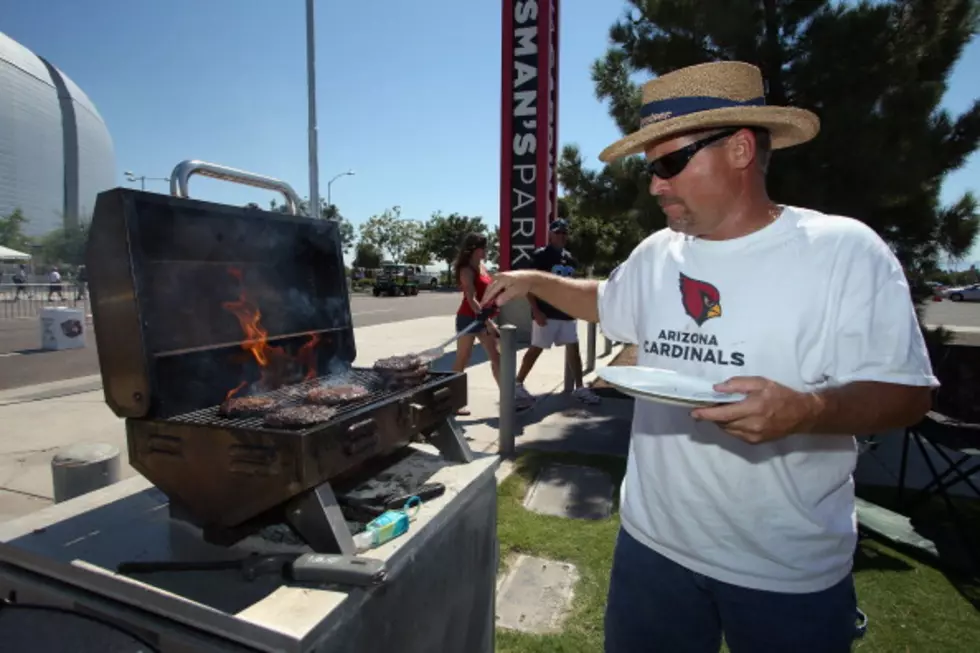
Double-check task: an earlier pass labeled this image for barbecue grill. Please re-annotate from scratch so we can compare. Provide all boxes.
[86,160,473,555]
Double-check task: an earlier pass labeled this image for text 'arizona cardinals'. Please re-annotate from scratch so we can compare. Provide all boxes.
[643,329,745,367]
[639,273,745,367]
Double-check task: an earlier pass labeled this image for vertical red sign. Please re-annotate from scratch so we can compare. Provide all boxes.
[500,0,559,270]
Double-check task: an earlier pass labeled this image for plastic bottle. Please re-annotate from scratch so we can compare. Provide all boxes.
[352,496,422,552]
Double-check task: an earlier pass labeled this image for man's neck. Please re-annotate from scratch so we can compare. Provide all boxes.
[700,186,778,241]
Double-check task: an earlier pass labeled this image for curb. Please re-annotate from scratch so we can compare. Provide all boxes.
[0,374,103,406]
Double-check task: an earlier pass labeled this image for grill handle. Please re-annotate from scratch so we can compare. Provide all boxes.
[169,160,305,216]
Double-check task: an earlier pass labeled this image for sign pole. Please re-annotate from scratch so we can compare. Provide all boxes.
[500,0,559,270]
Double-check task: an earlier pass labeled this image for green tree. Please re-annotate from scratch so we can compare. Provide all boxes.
[0,208,31,253]
[270,197,356,254]
[353,241,382,269]
[487,225,500,267]
[563,0,980,277]
[38,222,90,268]
[358,206,423,263]
[404,244,432,265]
[422,212,487,274]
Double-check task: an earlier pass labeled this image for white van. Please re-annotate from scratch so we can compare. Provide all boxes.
[407,265,442,289]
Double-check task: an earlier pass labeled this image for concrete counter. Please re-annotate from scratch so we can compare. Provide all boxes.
[0,445,500,653]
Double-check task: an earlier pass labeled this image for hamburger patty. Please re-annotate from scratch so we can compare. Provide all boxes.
[306,384,370,405]
[373,354,423,372]
[219,395,280,418]
[263,405,338,429]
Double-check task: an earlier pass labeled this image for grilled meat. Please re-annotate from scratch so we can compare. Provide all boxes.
[373,354,423,372]
[374,353,428,391]
[263,405,338,429]
[306,384,370,406]
[219,395,281,418]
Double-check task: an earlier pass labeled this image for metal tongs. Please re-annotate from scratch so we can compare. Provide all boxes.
[416,305,497,363]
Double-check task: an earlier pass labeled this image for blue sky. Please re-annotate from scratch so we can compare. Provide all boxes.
[5,0,978,265]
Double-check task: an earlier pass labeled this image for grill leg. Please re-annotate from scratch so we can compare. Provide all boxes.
[428,417,475,463]
[285,481,356,555]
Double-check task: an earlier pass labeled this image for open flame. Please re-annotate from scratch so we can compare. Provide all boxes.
[222,267,320,398]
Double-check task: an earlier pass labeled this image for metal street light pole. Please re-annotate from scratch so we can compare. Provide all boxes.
[306,0,321,219]
[124,171,170,191]
[327,170,355,207]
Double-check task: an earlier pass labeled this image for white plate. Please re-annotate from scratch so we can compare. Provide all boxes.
[597,366,747,407]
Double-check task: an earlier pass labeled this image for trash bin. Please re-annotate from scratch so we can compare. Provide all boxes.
[40,306,87,350]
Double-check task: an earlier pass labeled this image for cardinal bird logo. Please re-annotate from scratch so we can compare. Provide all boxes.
[679,273,722,326]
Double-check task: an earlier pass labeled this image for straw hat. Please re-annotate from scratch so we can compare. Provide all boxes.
[598,61,820,163]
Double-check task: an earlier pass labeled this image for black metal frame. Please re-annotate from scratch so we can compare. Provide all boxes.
[896,412,980,567]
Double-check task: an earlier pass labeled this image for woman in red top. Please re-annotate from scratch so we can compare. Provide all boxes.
[453,233,500,415]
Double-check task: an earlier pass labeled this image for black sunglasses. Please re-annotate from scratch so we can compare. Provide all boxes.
[646,129,739,180]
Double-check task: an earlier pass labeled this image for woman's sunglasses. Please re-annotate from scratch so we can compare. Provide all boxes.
[646,129,738,180]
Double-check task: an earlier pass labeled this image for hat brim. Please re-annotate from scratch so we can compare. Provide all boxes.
[597,106,820,163]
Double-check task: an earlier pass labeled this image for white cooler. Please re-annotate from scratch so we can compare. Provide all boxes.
[40,306,87,351]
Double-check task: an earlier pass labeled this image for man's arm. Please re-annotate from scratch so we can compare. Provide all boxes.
[692,376,932,442]
[486,247,644,342]
[807,381,932,435]
[528,272,599,322]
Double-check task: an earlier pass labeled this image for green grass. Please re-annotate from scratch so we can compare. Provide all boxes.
[495,452,980,652]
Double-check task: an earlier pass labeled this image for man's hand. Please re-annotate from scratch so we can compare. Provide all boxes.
[482,271,541,308]
[531,307,547,327]
[689,376,820,444]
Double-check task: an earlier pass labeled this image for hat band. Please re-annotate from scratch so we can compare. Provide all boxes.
[639,95,765,127]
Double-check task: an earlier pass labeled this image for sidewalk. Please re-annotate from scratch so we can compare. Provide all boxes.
[0,316,628,522]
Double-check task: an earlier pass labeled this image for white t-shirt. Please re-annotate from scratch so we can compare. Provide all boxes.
[596,205,939,594]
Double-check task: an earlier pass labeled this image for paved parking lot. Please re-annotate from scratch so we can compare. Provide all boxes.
[921,298,980,329]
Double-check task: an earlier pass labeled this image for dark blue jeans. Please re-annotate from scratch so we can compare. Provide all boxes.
[605,528,865,653]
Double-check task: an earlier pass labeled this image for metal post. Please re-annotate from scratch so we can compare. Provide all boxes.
[586,322,597,373]
[602,333,612,357]
[51,443,121,503]
[498,324,517,456]
[564,358,574,393]
[305,0,321,219]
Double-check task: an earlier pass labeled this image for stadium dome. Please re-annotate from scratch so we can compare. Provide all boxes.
[0,31,115,238]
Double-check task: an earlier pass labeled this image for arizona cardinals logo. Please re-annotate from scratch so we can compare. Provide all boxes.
[679,273,722,326]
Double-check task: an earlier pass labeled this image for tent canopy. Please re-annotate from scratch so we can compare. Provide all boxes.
[0,245,31,261]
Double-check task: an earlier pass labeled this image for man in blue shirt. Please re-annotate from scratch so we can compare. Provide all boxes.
[516,219,601,405]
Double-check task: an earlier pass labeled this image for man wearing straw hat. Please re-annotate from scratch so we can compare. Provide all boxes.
[483,61,937,652]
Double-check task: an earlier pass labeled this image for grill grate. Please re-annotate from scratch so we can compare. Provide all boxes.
[168,367,443,432]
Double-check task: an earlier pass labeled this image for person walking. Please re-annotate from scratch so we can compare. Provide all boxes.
[515,218,601,406]
[452,232,501,416]
[481,61,936,652]
[47,266,64,302]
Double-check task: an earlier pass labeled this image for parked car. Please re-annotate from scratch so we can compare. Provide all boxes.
[941,283,980,302]
[408,265,442,289]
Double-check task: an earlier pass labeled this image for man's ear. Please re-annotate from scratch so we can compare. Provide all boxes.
[727,129,756,171]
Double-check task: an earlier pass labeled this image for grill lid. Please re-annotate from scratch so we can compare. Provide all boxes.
[87,162,355,419]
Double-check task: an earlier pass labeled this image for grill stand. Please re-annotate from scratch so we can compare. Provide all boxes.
[286,482,356,554]
[180,416,475,555]
[288,417,473,554]
[428,417,474,465]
